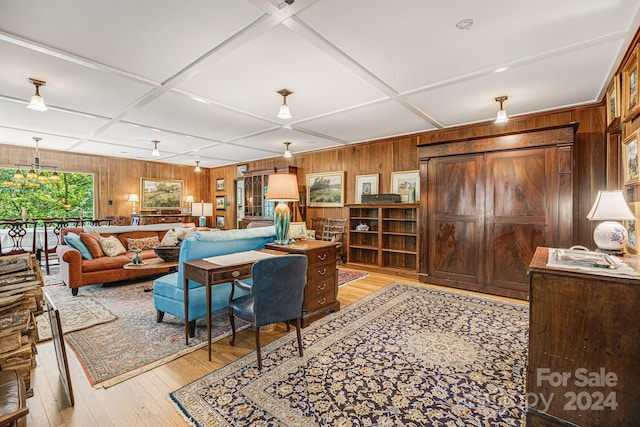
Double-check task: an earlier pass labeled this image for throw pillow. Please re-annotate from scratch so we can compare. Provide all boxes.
[80,231,104,258]
[98,235,127,257]
[126,236,160,251]
[160,229,181,246]
[64,232,93,260]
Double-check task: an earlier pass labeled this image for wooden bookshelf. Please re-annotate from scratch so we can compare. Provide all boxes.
[346,204,418,280]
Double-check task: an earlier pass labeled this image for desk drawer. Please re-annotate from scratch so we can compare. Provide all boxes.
[307,262,335,282]
[212,265,253,282]
[307,247,335,266]
[307,277,335,298]
[306,289,335,312]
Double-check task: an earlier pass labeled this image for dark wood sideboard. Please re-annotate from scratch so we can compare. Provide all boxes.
[527,247,639,426]
[131,214,197,226]
[265,240,340,327]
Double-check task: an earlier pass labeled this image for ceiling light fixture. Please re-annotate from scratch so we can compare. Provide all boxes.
[283,142,292,158]
[494,96,509,123]
[27,78,48,111]
[151,140,160,157]
[3,137,60,188]
[277,89,293,119]
[194,161,201,172]
[455,18,474,30]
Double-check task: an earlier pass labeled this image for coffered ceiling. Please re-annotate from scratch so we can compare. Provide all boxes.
[1,0,639,168]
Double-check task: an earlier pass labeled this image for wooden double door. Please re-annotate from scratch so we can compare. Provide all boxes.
[418,124,575,300]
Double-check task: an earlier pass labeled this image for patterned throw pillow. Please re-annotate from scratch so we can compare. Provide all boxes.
[126,236,160,251]
[97,235,127,257]
[160,229,181,246]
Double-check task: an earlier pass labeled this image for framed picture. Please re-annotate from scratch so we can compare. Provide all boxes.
[289,222,308,239]
[236,164,248,177]
[306,171,345,207]
[216,178,225,191]
[355,174,379,204]
[622,45,639,122]
[606,74,620,127]
[216,195,227,210]
[216,215,225,228]
[626,202,640,254]
[140,177,183,211]
[623,131,640,185]
[391,170,420,202]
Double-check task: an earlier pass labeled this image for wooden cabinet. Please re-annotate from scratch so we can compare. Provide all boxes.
[527,247,640,426]
[241,166,297,228]
[346,204,419,280]
[265,240,339,327]
[418,123,577,300]
[131,214,196,226]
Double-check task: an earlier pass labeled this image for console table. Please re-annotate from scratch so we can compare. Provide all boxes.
[265,240,340,327]
[131,214,196,226]
[527,247,639,426]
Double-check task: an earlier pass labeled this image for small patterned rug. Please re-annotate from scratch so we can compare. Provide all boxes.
[37,285,117,341]
[43,265,63,286]
[54,281,248,388]
[170,282,529,426]
[337,269,367,286]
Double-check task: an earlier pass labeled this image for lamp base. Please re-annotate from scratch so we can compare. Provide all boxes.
[593,220,628,252]
[273,202,291,245]
[199,216,206,227]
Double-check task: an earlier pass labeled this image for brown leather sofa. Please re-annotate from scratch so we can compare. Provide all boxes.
[56,223,194,296]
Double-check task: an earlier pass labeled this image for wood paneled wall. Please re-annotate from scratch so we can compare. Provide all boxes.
[0,102,609,240]
[0,146,211,224]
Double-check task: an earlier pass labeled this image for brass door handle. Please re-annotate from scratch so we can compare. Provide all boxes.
[232,270,240,277]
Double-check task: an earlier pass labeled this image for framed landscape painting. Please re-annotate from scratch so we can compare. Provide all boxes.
[355,174,378,204]
[626,202,640,254]
[606,74,620,127]
[391,170,420,202]
[216,178,225,191]
[306,171,345,207]
[140,178,183,211]
[216,196,227,210]
[622,45,639,121]
[623,131,639,185]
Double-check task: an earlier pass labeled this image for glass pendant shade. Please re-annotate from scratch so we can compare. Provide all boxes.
[26,169,37,180]
[13,170,24,181]
[495,108,508,123]
[278,103,291,119]
[27,94,48,111]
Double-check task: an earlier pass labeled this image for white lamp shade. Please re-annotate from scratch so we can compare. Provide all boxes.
[185,195,194,203]
[277,104,291,119]
[266,174,299,201]
[495,108,508,123]
[128,194,139,203]
[27,95,48,111]
[586,190,634,221]
[192,202,213,217]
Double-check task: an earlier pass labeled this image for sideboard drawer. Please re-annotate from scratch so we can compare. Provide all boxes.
[306,289,335,312]
[307,277,334,298]
[307,247,335,266]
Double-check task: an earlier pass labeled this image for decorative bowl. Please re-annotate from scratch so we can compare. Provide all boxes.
[153,245,181,262]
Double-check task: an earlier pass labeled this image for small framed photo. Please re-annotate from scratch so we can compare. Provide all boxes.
[236,164,248,177]
[306,171,345,207]
[623,130,639,185]
[626,202,640,254]
[355,174,379,204]
[391,170,420,202]
[216,215,225,228]
[606,74,620,127]
[288,222,308,239]
[216,178,225,191]
[622,45,639,122]
[216,195,227,210]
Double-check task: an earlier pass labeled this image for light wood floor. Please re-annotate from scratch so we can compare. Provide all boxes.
[27,269,524,426]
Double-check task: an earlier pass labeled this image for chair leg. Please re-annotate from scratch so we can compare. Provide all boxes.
[229,313,236,346]
[286,321,291,332]
[156,310,164,323]
[255,326,262,371]
[188,320,196,338]
[295,317,303,357]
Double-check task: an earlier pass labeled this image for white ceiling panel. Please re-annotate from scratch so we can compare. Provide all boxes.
[0,127,78,152]
[0,1,638,166]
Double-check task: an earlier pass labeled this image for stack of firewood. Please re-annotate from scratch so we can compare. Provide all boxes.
[0,253,44,397]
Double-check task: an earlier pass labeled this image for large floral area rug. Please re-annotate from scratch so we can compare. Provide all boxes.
[171,282,529,426]
[43,280,248,388]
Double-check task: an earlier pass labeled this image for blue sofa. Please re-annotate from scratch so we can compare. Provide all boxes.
[153,226,276,336]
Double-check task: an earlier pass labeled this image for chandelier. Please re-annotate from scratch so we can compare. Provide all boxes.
[3,137,61,188]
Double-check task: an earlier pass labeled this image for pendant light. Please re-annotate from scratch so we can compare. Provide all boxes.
[151,140,160,157]
[277,89,293,119]
[494,96,508,123]
[283,142,292,158]
[27,78,48,112]
[194,160,201,172]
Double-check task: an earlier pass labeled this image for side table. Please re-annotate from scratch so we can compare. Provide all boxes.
[265,240,340,327]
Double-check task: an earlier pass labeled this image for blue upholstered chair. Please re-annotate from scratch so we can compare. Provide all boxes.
[153,228,276,337]
[229,254,308,370]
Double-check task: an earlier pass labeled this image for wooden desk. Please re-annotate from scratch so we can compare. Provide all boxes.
[527,247,640,426]
[182,249,283,360]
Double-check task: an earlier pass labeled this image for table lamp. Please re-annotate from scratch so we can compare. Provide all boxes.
[192,201,213,227]
[586,190,635,252]
[266,173,299,245]
[128,194,139,215]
